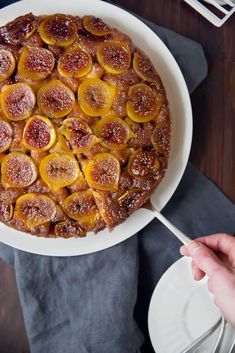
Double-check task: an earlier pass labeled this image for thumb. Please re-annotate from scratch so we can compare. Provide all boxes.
[187,241,225,277]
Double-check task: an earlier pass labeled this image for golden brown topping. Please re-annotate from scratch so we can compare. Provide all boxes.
[15,193,56,228]
[77,78,116,116]
[37,80,75,118]
[22,115,56,151]
[0,49,16,81]
[0,13,36,45]
[128,150,159,177]
[0,119,12,152]
[39,153,79,191]
[80,62,104,80]
[126,83,162,123]
[1,152,37,188]
[84,152,120,191]
[95,115,134,150]
[18,46,55,80]
[103,68,140,87]
[97,42,131,74]
[0,83,35,121]
[58,45,92,78]
[39,14,77,47]
[83,16,112,36]
[133,51,159,82]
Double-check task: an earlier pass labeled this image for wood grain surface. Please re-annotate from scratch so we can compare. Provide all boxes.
[0,1,234,352]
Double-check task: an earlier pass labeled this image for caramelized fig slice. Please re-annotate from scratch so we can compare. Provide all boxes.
[97,42,131,74]
[133,51,158,82]
[77,78,116,116]
[95,115,134,150]
[0,13,36,45]
[84,152,120,191]
[1,152,37,188]
[126,83,162,123]
[127,150,159,177]
[151,121,171,157]
[0,119,12,152]
[62,190,100,229]
[39,153,79,191]
[39,14,77,47]
[83,16,112,36]
[22,115,56,151]
[18,46,55,80]
[58,46,92,78]
[37,80,75,118]
[15,193,56,228]
[0,201,13,222]
[54,220,86,238]
[61,117,100,153]
[0,83,35,121]
[0,49,16,81]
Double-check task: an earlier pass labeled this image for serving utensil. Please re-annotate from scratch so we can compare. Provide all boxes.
[184,0,235,27]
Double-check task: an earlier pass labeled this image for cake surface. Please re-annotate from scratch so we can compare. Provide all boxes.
[0,13,171,238]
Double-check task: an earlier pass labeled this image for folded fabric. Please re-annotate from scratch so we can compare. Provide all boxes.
[0,2,218,353]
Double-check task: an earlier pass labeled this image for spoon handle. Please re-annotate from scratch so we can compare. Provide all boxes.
[151,204,191,245]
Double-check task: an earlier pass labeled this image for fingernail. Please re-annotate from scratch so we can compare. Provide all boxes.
[187,241,201,256]
[179,246,185,255]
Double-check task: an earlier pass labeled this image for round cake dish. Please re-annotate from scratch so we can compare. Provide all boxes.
[0,0,192,256]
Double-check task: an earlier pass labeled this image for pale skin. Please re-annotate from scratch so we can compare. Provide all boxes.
[180,233,235,327]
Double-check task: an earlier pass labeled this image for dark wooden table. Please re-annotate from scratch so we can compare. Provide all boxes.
[0,1,234,352]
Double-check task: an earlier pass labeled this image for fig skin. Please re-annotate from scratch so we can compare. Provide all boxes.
[57,45,92,78]
[18,46,55,80]
[84,152,120,191]
[39,153,80,191]
[126,83,162,123]
[0,119,13,152]
[14,193,57,229]
[0,48,16,82]
[39,14,77,47]
[1,152,38,188]
[77,78,116,117]
[0,83,36,121]
[22,115,56,152]
[37,80,75,118]
[97,42,131,74]
[83,16,112,36]
[95,115,135,150]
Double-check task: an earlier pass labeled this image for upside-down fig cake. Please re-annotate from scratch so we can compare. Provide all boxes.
[0,13,171,238]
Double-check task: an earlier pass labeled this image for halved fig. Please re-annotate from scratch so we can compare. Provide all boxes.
[0,119,12,152]
[0,13,36,45]
[60,117,100,153]
[133,51,158,82]
[18,46,55,80]
[0,83,35,121]
[126,83,162,123]
[95,116,134,150]
[14,193,56,228]
[58,45,92,78]
[151,120,171,156]
[39,14,77,47]
[127,150,159,177]
[62,190,100,230]
[1,152,37,188]
[39,153,79,191]
[37,80,75,118]
[0,201,13,222]
[118,188,150,214]
[97,42,131,74]
[22,115,56,151]
[54,220,86,238]
[77,78,116,116]
[80,63,104,81]
[0,49,16,81]
[83,16,112,36]
[84,152,120,191]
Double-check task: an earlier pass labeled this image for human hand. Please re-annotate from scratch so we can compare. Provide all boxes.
[180,233,235,327]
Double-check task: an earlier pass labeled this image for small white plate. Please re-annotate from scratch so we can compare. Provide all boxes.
[0,0,192,256]
[148,256,223,353]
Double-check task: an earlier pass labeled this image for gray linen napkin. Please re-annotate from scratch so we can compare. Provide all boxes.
[1,2,230,353]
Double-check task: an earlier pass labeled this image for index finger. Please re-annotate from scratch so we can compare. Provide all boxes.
[196,233,235,257]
